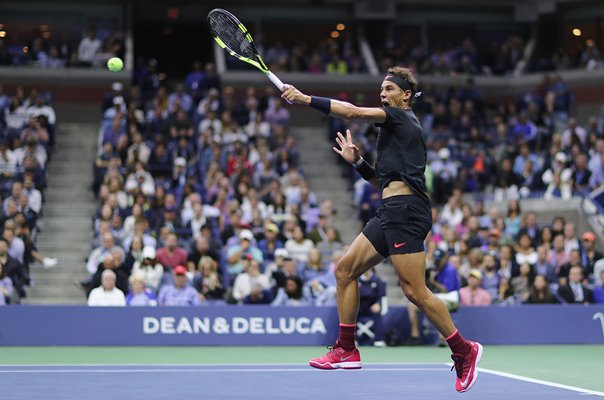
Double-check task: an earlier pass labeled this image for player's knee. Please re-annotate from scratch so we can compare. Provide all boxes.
[401,283,429,307]
[335,258,355,285]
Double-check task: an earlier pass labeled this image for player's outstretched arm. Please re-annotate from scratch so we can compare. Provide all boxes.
[282,86,386,124]
[333,130,379,188]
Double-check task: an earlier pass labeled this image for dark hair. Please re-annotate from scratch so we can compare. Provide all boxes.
[285,276,304,299]
[387,66,418,94]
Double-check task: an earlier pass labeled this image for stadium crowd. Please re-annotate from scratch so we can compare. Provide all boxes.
[376,36,603,77]
[2,24,602,76]
[84,57,604,311]
[86,60,349,307]
[0,84,57,304]
[0,28,125,69]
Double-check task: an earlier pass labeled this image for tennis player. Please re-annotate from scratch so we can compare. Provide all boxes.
[282,67,482,393]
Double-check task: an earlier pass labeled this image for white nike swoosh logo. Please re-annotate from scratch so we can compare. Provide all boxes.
[341,355,354,361]
[460,344,476,388]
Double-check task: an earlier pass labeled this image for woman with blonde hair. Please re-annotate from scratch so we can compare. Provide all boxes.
[194,256,225,301]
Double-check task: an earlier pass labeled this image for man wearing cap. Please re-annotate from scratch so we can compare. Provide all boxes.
[258,222,284,262]
[158,265,200,306]
[131,246,164,293]
[459,270,492,306]
[542,152,572,187]
[226,229,263,280]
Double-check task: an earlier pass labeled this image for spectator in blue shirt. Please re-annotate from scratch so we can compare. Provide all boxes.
[431,249,461,293]
[158,265,200,306]
[127,274,158,306]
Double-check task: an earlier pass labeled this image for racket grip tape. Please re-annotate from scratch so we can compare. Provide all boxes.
[267,71,286,91]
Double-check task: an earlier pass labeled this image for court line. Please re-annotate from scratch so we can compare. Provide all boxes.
[0,362,443,368]
[0,367,445,373]
[477,367,604,398]
[3,362,601,397]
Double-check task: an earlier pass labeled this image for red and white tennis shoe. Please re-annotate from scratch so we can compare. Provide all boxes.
[451,341,483,393]
[309,341,362,370]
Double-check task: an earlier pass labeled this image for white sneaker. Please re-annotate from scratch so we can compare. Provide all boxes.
[43,257,58,269]
[373,340,386,348]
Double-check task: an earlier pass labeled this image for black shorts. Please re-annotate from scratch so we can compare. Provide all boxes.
[362,194,432,258]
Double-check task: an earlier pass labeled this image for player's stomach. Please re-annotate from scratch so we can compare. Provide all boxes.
[382,180,415,199]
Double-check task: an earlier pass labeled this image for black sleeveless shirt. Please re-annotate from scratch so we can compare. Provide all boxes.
[375,107,430,205]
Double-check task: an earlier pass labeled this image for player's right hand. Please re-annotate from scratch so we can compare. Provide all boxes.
[281,85,310,105]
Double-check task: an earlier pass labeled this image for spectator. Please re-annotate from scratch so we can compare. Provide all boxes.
[125,162,155,196]
[357,268,386,347]
[232,257,271,303]
[459,270,492,306]
[581,231,602,279]
[158,265,200,306]
[571,153,591,193]
[526,275,558,304]
[431,148,458,205]
[77,28,102,66]
[126,274,158,306]
[131,246,164,293]
[87,270,127,306]
[187,236,219,272]
[226,229,263,279]
[558,249,584,286]
[511,262,534,303]
[557,265,594,304]
[243,284,274,305]
[285,225,314,264]
[156,232,188,272]
[87,252,129,296]
[271,276,309,306]
[193,256,225,301]
[593,271,604,304]
[515,232,538,267]
[534,245,557,283]
[86,233,122,275]
[0,260,14,305]
[257,224,284,264]
[481,254,501,302]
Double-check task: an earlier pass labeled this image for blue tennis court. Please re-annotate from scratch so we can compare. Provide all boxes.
[2,363,603,400]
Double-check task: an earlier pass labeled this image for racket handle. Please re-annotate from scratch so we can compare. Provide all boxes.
[267,71,286,91]
[267,71,292,104]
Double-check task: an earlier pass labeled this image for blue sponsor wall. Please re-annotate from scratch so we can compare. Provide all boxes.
[0,305,603,346]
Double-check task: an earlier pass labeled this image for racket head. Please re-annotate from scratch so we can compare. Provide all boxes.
[207,8,268,72]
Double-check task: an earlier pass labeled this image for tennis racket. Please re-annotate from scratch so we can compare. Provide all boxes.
[208,8,286,91]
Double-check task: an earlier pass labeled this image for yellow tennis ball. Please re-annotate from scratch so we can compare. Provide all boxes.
[107,57,124,72]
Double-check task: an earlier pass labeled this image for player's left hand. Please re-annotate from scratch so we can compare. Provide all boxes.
[333,129,360,164]
[281,85,310,105]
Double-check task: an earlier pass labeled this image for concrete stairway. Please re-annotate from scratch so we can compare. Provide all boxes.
[291,127,404,306]
[24,123,98,304]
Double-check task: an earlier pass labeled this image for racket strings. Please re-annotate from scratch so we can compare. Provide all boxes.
[208,11,255,59]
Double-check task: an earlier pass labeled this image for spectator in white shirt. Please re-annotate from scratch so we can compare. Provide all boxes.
[0,139,17,181]
[131,246,164,293]
[87,269,127,306]
[27,95,56,126]
[285,225,314,264]
[78,28,102,66]
[23,176,42,214]
[232,257,271,302]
